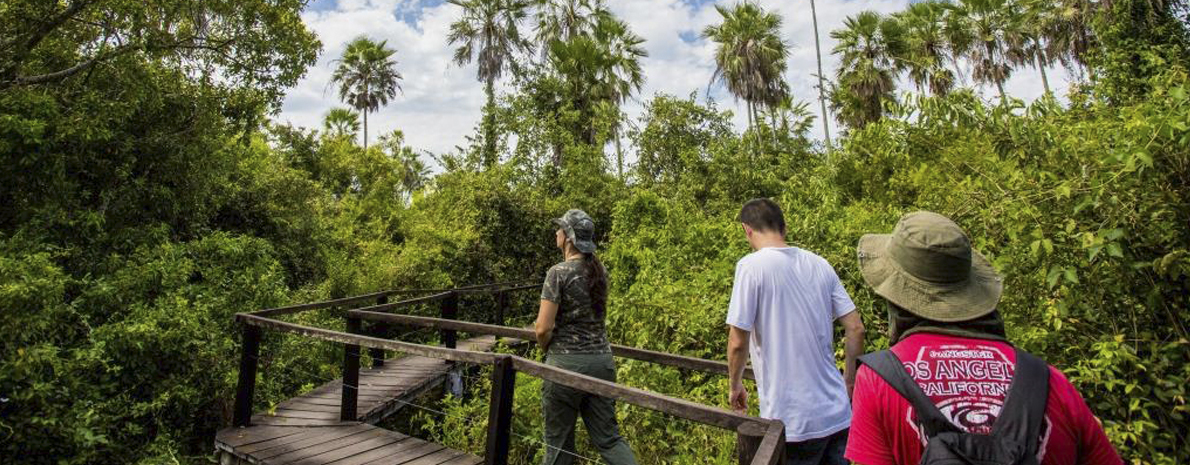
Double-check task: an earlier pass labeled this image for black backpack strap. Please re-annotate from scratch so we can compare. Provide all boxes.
[858,351,958,437]
[991,348,1050,455]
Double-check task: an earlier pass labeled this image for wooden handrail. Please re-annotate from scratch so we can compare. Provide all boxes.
[455,282,541,295]
[233,313,770,432]
[232,281,785,465]
[236,313,502,365]
[753,421,787,465]
[347,310,755,380]
[248,279,539,318]
[511,357,767,432]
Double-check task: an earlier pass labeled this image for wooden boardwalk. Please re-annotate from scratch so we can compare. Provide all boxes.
[215,335,512,465]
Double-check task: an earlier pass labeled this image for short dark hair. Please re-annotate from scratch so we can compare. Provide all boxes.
[739,198,786,234]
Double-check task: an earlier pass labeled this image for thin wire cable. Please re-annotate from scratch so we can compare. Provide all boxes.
[510,430,601,464]
[385,397,484,426]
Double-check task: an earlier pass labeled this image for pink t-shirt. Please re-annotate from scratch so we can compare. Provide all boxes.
[845,333,1122,465]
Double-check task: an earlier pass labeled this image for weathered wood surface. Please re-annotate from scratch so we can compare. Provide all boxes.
[215,423,483,465]
[217,333,513,464]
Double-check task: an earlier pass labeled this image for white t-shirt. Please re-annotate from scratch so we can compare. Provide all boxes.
[725,246,857,442]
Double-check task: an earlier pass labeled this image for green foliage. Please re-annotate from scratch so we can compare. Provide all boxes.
[1,233,290,463]
[4,0,1190,463]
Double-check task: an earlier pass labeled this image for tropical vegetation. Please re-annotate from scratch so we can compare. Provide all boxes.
[1,0,1188,464]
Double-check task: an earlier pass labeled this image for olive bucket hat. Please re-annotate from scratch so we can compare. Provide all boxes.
[552,209,597,254]
[857,211,1003,322]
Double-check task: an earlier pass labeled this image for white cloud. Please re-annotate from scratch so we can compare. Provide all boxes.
[277,0,1073,159]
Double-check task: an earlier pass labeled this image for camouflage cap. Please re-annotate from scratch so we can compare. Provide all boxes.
[552,209,596,254]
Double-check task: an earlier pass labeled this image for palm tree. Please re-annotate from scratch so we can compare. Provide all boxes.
[702,3,790,135]
[894,1,956,96]
[1039,0,1100,77]
[1012,1,1055,95]
[534,0,604,48]
[830,11,905,129]
[808,0,834,150]
[448,0,533,168]
[592,15,646,179]
[331,37,403,152]
[379,130,431,196]
[946,0,1019,104]
[546,30,644,143]
[323,108,361,139]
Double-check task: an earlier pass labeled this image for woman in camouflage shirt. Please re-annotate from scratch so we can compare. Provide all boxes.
[534,209,637,465]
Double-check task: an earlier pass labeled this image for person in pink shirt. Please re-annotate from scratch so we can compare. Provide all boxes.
[845,211,1121,465]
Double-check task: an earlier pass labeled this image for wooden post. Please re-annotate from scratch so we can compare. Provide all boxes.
[369,295,387,368]
[341,316,361,421]
[440,292,458,350]
[737,422,770,465]
[495,290,507,328]
[233,325,262,427]
[484,356,516,465]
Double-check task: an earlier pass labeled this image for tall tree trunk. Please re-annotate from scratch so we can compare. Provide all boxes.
[745,100,754,156]
[996,80,1007,105]
[363,81,370,152]
[614,130,624,181]
[483,78,497,168]
[1036,53,1052,95]
[809,0,833,150]
[768,108,778,149]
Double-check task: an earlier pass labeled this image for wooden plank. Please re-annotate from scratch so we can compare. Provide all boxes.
[483,356,515,465]
[343,316,363,421]
[297,387,375,397]
[236,314,501,365]
[301,389,392,399]
[249,416,359,427]
[440,294,457,350]
[512,357,767,432]
[284,396,343,407]
[247,279,538,321]
[326,438,435,465]
[217,426,310,448]
[277,401,344,413]
[401,448,467,465]
[359,377,447,424]
[256,426,382,461]
[749,421,787,465]
[363,366,449,375]
[236,426,359,455]
[251,290,440,319]
[289,433,412,465]
[356,375,445,387]
[265,409,341,420]
[437,455,484,465]
[363,441,445,465]
[233,326,263,427]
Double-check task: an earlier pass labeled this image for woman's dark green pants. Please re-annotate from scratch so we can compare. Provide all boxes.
[541,352,638,465]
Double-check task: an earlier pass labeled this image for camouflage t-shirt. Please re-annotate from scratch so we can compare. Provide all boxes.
[540,259,612,355]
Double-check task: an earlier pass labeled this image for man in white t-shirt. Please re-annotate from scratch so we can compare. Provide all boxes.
[726,198,866,465]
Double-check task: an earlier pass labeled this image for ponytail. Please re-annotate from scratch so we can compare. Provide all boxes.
[583,253,608,319]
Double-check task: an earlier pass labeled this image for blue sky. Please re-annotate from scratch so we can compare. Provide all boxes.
[279,0,1070,157]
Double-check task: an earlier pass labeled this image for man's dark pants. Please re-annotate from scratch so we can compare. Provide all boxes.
[785,428,849,465]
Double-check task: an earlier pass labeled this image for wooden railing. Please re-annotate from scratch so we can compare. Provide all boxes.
[230,282,785,465]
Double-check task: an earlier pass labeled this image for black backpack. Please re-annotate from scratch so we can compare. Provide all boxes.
[858,348,1050,465]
